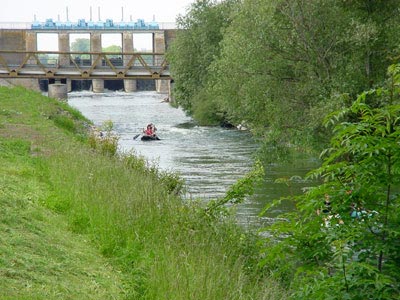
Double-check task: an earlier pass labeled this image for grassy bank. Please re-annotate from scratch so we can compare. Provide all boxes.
[0,86,287,299]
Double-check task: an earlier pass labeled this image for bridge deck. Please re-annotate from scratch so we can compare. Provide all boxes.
[0,50,171,80]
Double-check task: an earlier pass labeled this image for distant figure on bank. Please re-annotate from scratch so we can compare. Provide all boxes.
[317,194,332,216]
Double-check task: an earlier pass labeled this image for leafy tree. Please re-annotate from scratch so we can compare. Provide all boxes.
[207,0,400,148]
[338,0,400,88]
[71,38,90,52]
[102,45,122,53]
[261,64,400,299]
[170,0,400,149]
[102,45,122,60]
[167,0,239,123]
[70,38,90,60]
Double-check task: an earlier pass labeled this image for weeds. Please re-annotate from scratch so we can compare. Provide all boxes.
[0,86,286,299]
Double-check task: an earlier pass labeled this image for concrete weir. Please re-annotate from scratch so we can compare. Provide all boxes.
[0,28,176,97]
[92,79,104,93]
[124,79,137,92]
[48,83,68,100]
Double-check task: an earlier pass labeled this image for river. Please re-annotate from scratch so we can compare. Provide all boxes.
[68,91,319,226]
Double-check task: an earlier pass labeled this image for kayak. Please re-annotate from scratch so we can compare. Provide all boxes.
[141,135,160,141]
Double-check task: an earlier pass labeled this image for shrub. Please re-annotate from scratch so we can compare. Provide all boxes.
[88,120,119,156]
[261,64,400,299]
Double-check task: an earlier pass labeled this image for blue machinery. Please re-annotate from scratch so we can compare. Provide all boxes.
[31,18,160,30]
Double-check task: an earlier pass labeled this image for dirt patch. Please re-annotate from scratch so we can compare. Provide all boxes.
[0,123,40,140]
[0,123,51,156]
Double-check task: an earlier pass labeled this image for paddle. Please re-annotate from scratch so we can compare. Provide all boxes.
[133,133,141,140]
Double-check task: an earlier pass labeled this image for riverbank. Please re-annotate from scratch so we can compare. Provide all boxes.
[0,86,287,299]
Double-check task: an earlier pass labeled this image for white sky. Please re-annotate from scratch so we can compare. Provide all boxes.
[0,0,196,51]
[0,0,195,23]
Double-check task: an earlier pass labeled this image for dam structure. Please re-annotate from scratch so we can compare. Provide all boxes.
[0,18,177,99]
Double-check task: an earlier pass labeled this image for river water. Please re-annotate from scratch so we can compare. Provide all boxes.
[68,91,319,226]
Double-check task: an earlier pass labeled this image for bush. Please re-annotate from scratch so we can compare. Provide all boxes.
[88,120,119,156]
[261,64,400,299]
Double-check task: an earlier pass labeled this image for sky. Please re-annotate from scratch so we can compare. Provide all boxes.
[0,0,196,51]
[0,0,195,23]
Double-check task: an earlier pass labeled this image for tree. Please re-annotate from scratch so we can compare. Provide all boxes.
[171,0,400,149]
[167,0,239,124]
[102,45,122,60]
[261,64,400,299]
[338,0,400,88]
[102,45,122,53]
[70,38,90,52]
[70,38,90,60]
[208,0,400,147]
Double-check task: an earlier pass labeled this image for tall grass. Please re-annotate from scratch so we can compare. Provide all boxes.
[0,86,287,299]
[0,139,125,299]
[43,132,287,299]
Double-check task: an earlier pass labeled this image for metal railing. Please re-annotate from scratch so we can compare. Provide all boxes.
[0,22,31,29]
[0,22,177,30]
[0,50,170,79]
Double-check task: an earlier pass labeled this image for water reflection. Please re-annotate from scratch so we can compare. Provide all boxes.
[238,156,320,226]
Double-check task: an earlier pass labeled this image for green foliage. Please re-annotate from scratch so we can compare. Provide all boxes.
[102,45,122,59]
[103,45,122,53]
[120,152,185,196]
[192,89,224,125]
[88,120,119,156]
[206,160,264,217]
[0,108,22,117]
[52,114,76,132]
[157,169,185,195]
[167,0,239,121]
[1,86,288,299]
[0,136,124,298]
[261,64,400,299]
[169,0,400,149]
[48,101,90,139]
[70,38,90,59]
[46,143,282,299]
[70,38,90,52]
[0,139,30,158]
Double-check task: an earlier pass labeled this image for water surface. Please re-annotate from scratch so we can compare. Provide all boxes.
[68,91,319,226]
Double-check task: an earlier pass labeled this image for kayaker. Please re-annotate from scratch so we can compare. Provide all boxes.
[143,123,157,136]
[144,124,153,136]
[150,123,157,135]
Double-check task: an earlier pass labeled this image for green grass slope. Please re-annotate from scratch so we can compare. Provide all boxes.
[0,86,287,300]
[0,88,124,299]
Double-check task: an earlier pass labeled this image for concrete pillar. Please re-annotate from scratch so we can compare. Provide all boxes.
[91,32,104,93]
[25,31,37,64]
[92,79,104,93]
[58,33,70,91]
[153,32,168,94]
[23,31,40,90]
[48,83,68,100]
[124,79,137,92]
[58,33,70,66]
[67,79,72,92]
[123,32,136,92]
[156,79,169,94]
[92,80,104,93]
